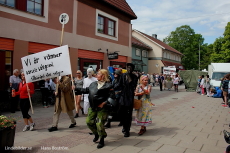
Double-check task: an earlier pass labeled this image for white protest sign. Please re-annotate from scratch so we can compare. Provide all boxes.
[21,45,72,83]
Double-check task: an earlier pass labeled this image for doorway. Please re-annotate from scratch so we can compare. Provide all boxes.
[79,59,102,77]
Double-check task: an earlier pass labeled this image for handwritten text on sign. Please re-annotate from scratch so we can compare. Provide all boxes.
[21,45,72,83]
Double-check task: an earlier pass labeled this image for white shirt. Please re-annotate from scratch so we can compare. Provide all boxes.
[83,77,97,102]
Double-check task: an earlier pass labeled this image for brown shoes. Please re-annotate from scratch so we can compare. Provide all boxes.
[138,127,146,135]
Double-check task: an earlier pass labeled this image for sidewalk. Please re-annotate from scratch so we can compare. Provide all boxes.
[2,85,229,153]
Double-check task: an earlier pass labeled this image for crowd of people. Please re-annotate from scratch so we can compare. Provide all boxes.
[9,64,184,149]
[132,72,182,92]
[196,74,230,108]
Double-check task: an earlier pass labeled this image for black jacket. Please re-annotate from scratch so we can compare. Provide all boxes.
[119,73,138,106]
[76,81,115,110]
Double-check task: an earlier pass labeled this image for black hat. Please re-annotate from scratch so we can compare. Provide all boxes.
[127,63,135,70]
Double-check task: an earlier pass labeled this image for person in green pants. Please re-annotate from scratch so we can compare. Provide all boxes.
[75,69,115,149]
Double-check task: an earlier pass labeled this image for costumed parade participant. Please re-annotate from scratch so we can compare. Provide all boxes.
[13,72,35,132]
[75,69,116,149]
[74,70,84,118]
[48,75,76,132]
[83,68,97,115]
[104,69,123,128]
[135,75,153,135]
[119,63,138,137]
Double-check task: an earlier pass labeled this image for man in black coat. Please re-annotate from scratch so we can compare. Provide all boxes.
[119,63,138,137]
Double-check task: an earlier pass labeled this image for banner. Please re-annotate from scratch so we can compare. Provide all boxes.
[163,66,176,75]
[21,45,72,83]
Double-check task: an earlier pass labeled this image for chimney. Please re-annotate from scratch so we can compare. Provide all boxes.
[152,34,157,39]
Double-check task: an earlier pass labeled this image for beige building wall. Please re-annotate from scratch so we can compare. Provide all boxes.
[132,31,163,58]
[148,60,164,74]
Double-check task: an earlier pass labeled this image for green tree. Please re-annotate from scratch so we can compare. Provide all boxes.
[210,37,224,63]
[222,22,230,62]
[163,25,201,70]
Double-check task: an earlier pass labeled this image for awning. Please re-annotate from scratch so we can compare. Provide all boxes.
[162,60,184,69]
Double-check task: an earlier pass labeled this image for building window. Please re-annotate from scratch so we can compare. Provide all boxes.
[108,20,115,36]
[96,9,118,41]
[136,49,140,56]
[27,0,43,15]
[0,0,15,7]
[97,16,104,34]
[97,15,115,37]
[0,0,43,16]
[167,53,170,59]
[142,50,147,58]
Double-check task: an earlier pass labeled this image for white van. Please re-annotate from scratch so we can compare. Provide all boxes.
[208,63,230,87]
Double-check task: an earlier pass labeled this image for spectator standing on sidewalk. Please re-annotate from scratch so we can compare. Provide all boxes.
[222,74,230,108]
[173,74,179,92]
[158,73,164,91]
[48,75,77,132]
[200,75,205,95]
[135,75,152,135]
[13,72,35,132]
[9,69,21,113]
[205,75,211,97]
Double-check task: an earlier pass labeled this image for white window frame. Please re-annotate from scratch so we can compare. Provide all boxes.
[136,49,140,56]
[95,9,118,41]
[0,0,49,23]
[142,50,147,58]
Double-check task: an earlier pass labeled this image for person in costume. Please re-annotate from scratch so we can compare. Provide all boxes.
[104,69,123,128]
[135,75,153,135]
[75,69,115,149]
[83,68,97,115]
[119,63,138,137]
[74,70,84,118]
[48,75,77,132]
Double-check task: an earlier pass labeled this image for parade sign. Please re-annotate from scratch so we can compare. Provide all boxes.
[163,66,176,75]
[21,45,71,83]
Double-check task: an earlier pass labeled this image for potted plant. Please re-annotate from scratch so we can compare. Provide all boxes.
[0,115,17,152]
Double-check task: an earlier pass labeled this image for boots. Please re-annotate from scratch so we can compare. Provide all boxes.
[97,136,105,149]
[104,120,111,128]
[118,122,123,126]
[81,108,84,115]
[74,113,79,118]
[93,134,99,142]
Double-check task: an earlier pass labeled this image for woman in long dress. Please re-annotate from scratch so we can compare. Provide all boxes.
[135,75,153,135]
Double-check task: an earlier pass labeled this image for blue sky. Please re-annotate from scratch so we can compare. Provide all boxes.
[126,0,230,44]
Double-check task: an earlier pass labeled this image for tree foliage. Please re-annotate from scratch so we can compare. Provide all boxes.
[163,25,204,70]
[164,22,230,70]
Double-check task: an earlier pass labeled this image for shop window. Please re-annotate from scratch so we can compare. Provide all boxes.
[96,9,118,41]
[0,0,44,16]
[136,49,140,56]
[0,0,15,7]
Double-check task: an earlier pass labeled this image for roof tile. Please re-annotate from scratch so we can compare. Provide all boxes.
[103,0,137,19]
[132,37,152,50]
[136,30,183,55]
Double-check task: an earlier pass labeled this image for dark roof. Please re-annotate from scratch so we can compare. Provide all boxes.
[132,37,152,50]
[135,30,183,55]
[103,0,137,19]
